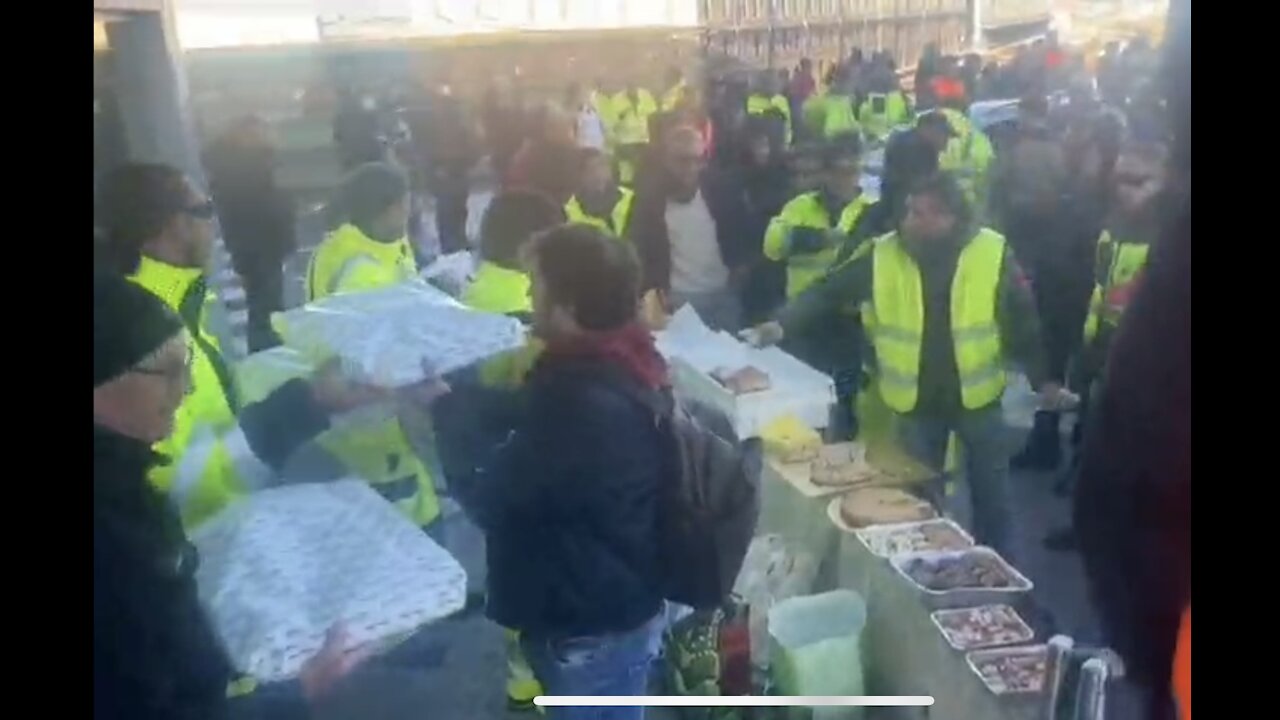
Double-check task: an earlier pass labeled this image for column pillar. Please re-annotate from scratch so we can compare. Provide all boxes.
[105,3,202,181]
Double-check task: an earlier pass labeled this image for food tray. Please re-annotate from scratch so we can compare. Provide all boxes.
[826,493,939,534]
[854,518,975,558]
[966,644,1050,696]
[930,604,1035,651]
[890,548,1033,609]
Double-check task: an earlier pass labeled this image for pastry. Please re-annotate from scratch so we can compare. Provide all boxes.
[711,365,772,394]
[838,487,935,528]
[810,443,873,487]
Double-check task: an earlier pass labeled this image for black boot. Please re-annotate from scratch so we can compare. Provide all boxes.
[1012,410,1062,471]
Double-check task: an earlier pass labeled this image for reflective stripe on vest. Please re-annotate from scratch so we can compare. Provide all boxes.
[130,257,248,527]
[871,229,1007,413]
[168,424,274,525]
[565,188,635,238]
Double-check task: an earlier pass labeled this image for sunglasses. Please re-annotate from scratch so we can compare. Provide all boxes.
[183,200,217,220]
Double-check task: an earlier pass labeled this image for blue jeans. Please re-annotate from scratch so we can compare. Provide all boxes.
[897,404,1016,561]
[520,611,666,720]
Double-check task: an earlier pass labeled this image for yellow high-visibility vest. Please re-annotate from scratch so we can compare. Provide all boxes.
[858,91,911,141]
[608,89,658,146]
[764,191,871,298]
[565,187,635,238]
[822,95,861,138]
[130,256,270,528]
[867,229,1007,413]
[1083,230,1150,344]
[747,93,793,145]
[306,223,418,302]
[462,261,531,316]
[937,108,995,207]
[306,223,440,527]
[661,81,688,112]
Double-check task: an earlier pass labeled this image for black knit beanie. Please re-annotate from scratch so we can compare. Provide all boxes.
[94,273,184,388]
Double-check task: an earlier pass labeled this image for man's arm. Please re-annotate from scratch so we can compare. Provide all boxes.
[996,249,1050,389]
[776,251,873,337]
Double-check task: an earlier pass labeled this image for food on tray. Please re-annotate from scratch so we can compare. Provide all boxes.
[711,365,772,395]
[901,552,1019,591]
[934,605,1034,650]
[970,647,1049,694]
[810,442,874,486]
[761,415,823,463]
[857,520,973,557]
[838,487,936,528]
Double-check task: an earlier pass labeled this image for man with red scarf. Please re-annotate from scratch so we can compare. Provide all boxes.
[434,225,669,719]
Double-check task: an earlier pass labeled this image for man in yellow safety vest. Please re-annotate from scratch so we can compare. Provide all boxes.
[764,132,871,300]
[306,162,442,529]
[747,172,1065,559]
[606,83,658,185]
[917,107,995,216]
[747,70,793,146]
[95,163,400,528]
[564,148,635,239]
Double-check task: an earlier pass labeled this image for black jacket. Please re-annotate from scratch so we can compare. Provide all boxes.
[1075,201,1190,699]
[94,380,327,720]
[628,168,756,292]
[434,357,666,638]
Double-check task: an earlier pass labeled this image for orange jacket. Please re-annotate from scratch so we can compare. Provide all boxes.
[1174,606,1190,719]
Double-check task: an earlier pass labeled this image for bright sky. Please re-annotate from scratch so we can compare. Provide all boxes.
[175,0,699,49]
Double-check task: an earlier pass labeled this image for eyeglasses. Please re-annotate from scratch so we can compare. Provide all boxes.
[132,345,195,393]
[183,200,217,220]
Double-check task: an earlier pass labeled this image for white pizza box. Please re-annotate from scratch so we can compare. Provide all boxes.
[192,481,467,682]
[657,306,835,439]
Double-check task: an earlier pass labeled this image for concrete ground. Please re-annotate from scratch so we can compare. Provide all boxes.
[221,189,1141,720]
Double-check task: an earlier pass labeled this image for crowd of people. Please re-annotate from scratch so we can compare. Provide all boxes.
[94,28,1188,720]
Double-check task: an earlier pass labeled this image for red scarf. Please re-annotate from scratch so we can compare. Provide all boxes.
[538,322,669,390]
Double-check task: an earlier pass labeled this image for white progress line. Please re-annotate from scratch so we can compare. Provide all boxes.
[535,696,935,707]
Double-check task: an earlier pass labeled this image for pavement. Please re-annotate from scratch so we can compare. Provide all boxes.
[215,188,1140,720]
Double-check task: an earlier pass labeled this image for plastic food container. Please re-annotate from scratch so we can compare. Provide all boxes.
[854,518,975,558]
[966,644,1050,696]
[890,548,1033,609]
[658,307,835,439]
[930,604,1035,651]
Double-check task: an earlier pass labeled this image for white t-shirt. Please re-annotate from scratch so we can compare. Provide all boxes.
[666,190,730,295]
[575,106,607,151]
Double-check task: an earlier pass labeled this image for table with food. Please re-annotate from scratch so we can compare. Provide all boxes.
[637,305,1088,719]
